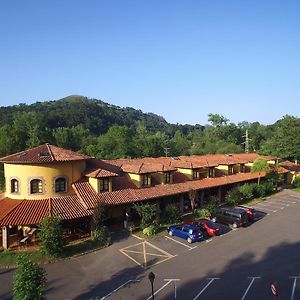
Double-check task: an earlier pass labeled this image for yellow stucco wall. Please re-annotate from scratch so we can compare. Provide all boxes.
[4,161,86,200]
[177,168,193,180]
[88,177,113,193]
[216,165,229,175]
[127,173,141,188]
[152,172,173,184]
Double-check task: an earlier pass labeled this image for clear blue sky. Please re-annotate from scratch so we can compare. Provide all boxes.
[1,1,300,125]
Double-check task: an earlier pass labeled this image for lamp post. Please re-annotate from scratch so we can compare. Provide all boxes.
[148,272,155,300]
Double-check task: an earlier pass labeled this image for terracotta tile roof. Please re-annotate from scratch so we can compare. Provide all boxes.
[0,199,50,226]
[73,172,267,208]
[85,168,118,178]
[112,176,138,190]
[121,162,176,174]
[51,195,92,219]
[0,198,22,221]
[280,161,300,172]
[0,144,90,164]
[0,195,92,226]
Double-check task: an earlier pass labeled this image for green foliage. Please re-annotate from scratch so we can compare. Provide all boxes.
[293,176,300,188]
[204,196,220,215]
[225,188,241,206]
[13,253,46,300]
[133,202,157,229]
[164,204,182,224]
[263,181,274,195]
[238,184,254,201]
[252,183,266,198]
[251,158,270,173]
[92,226,110,246]
[38,216,65,258]
[193,208,211,218]
[142,224,159,236]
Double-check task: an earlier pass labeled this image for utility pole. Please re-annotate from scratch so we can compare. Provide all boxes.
[242,130,251,153]
[163,147,170,157]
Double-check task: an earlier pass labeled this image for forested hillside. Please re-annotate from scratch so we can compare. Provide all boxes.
[0,95,299,162]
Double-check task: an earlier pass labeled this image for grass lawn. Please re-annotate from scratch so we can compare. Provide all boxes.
[0,237,107,267]
[292,187,300,193]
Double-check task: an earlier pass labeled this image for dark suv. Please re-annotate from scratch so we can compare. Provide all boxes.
[212,207,248,228]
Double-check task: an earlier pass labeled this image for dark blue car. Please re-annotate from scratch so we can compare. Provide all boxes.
[167,224,203,243]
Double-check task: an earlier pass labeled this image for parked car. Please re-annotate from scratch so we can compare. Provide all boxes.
[212,207,248,228]
[237,205,256,222]
[167,224,204,243]
[185,218,220,236]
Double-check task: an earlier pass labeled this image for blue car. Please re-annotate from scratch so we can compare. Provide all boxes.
[167,224,203,243]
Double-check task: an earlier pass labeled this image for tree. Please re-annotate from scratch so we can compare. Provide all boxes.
[91,203,110,246]
[133,202,157,229]
[13,253,46,300]
[38,216,65,257]
[251,158,270,184]
[208,113,229,127]
[260,115,300,161]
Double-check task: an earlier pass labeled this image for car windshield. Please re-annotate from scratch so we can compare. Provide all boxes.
[206,220,219,228]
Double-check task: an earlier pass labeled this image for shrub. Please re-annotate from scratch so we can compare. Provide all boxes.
[13,253,46,300]
[193,208,211,218]
[263,181,274,195]
[253,183,266,198]
[92,226,110,246]
[204,196,220,215]
[38,216,65,258]
[142,224,159,236]
[133,202,157,229]
[225,188,241,206]
[238,184,254,201]
[164,204,182,224]
[293,176,300,188]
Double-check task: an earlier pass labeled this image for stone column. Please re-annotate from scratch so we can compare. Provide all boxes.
[200,191,205,207]
[179,195,184,213]
[2,226,9,250]
[217,187,222,202]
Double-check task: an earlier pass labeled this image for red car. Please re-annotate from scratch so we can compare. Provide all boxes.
[185,218,220,236]
[237,205,256,222]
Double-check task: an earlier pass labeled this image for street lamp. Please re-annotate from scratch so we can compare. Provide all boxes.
[148,272,155,300]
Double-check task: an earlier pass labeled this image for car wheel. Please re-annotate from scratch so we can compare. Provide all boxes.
[232,223,238,229]
[212,217,216,223]
[187,237,193,244]
[168,230,173,236]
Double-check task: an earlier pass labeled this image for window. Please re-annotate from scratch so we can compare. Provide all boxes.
[163,172,171,184]
[193,169,200,180]
[141,174,151,187]
[100,178,109,192]
[228,166,234,175]
[11,179,19,193]
[208,168,214,178]
[55,177,67,193]
[240,164,245,173]
[30,179,43,194]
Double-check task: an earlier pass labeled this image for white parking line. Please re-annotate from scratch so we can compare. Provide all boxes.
[241,277,260,300]
[290,276,300,300]
[101,279,140,300]
[254,204,277,212]
[145,279,173,300]
[192,278,220,300]
[165,235,197,250]
[268,201,290,206]
[262,202,285,208]
[285,196,300,201]
[256,202,280,209]
[278,199,297,204]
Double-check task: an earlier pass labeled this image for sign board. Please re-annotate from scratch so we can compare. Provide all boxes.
[271,283,279,297]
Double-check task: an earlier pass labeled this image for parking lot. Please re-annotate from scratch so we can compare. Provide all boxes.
[108,189,300,300]
[1,189,300,300]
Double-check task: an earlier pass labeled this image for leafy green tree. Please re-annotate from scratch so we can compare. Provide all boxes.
[133,202,157,229]
[251,157,270,184]
[225,188,241,206]
[208,113,229,127]
[260,115,300,161]
[39,216,65,257]
[13,253,46,300]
